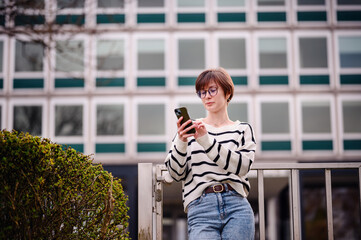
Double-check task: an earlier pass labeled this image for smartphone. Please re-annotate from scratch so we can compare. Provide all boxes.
[174,107,196,134]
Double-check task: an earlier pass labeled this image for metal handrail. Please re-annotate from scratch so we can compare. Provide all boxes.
[138,162,361,240]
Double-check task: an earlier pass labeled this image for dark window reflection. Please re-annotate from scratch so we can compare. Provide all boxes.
[15,40,44,72]
[55,105,82,136]
[97,104,124,136]
[13,105,42,135]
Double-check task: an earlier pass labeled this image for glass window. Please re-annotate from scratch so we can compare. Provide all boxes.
[228,103,248,122]
[178,103,205,120]
[56,40,84,72]
[338,36,361,68]
[13,105,42,135]
[97,104,124,136]
[178,39,205,70]
[138,0,164,7]
[97,40,124,71]
[299,37,328,68]
[258,0,285,6]
[0,41,3,72]
[57,0,84,8]
[138,39,164,70]
[298,0,325,5]
[217,0,245,7]
[138,104,165,135]
[337,0,361,5]
[261,102,289,134]
[219,38,246,69]
[342,101,361,133]
[15,40,44,72]
[259,38,287,69]
[55,105,83,136]
[98,0,124,8]
[177,0,204,7]
[302,101,331,133]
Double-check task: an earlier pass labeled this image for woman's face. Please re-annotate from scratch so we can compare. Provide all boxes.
[200,80,229,113]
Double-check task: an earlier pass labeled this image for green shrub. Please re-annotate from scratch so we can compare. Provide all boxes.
[0,130,129,239]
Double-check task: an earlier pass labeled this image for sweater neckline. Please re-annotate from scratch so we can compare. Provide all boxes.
[200,119,240,131]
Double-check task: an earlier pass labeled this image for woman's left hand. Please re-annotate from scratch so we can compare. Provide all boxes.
[194,121,207,139]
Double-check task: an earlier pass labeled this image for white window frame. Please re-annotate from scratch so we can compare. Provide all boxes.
[0,98,6,130]
[134,0,169,27]
[254,31,292,89]
[296,94,337,156]
[50,97,89,153]
[294,31,334,89]
[0,36,8,93]
[8,98,48,137]
[256,95,295,156]
[333,0,361,25]
[175,0,209,26]
[94,0,127,27]
[252,0,291,25]
[337,94,361,156]
[292,0,331,25]
[213,0,249,26]
[334,31,361,90]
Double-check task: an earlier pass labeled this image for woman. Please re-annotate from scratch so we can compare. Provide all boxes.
[165,68,256,240]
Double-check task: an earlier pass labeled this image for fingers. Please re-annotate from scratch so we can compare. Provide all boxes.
[177,118,195,141]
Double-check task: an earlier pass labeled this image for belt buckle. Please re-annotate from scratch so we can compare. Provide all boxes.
[213,184,224,193]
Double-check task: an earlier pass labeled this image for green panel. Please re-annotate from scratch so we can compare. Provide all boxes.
[55,78,84,88]
[62,144,84,153]
[96,143,125,153]
[96,78,125,87]
[137,142,166,152]
[56,14,85,25]
[262,141,291,151]
[97,14,125,24]
[337,11,361,21]
[13,78,44,89]
[343,140,361,150]
[218,12,246,22]
[259,76,288,85]
[178,76,196,86]
[0,79,3,89]
[177,13,206,23]
[340,74,361,85]
[15,15,45,26]
[137,14,165,23]
[297,11,327,22]
[300,75,329,85]
[258,12,286,22]
[137,77,165,87]
[302,140,333,151]
[232,76,248,86]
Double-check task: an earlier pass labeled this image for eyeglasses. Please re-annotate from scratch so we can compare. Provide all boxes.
[197,87,218,99]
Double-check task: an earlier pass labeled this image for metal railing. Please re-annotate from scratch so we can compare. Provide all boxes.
[138,162,361,240]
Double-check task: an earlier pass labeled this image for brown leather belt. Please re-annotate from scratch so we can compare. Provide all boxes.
[204,183,234,194]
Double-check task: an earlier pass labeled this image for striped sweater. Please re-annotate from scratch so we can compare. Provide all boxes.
[165,120,256,212]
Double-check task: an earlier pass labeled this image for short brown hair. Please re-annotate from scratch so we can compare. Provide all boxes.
[195,68,234,102]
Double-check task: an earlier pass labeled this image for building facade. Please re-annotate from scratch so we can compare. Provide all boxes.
[1,0,361,239]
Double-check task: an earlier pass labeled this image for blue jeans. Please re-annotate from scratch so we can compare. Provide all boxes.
[187,189,255,240]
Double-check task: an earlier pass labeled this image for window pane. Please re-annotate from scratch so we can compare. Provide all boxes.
[261,102,289,134]
[302,102,331,133]
[259,38,287,69]
[337,0,361,5]
[299,38,328,68]
[138,0,164,7]
[219,38,246,69]
[97,40,124,71]
[343,101,361,133]
[0,41,3,72]
[228,102,248,122]
[55,105,83,136]
[178,103,205,120]
[339,36,361,68]
[178,39,205,70]
[138,104,165,135]
[17,0,45,9]
[98,0,124,8]
[57,0,84,8]
[15,40,44,72]
[97,104,124,136]
[13,105,42,136]
[178,0,205,7]
[217,0,245,7]
[56,41,84,72]
[298,0,325,5]
[258,0,285,6]
[138,39,164,70]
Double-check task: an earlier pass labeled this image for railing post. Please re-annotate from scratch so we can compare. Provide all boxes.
[291,169,301,240]
[257,169,266,240]
[138,163,153,240]
[325,169,334,240]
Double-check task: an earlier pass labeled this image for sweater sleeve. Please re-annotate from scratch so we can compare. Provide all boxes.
[196,123,256,177]
[164,134,189,181]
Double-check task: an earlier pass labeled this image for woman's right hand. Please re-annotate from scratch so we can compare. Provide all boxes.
[177,117,196,142]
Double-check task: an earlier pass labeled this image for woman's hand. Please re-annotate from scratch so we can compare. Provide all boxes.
[194,121,207,139]
[177,117,196,142]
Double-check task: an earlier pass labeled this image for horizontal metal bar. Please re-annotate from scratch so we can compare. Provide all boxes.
[251,162,361,170]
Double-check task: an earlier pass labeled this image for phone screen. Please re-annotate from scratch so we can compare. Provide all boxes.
[174,107,196,134]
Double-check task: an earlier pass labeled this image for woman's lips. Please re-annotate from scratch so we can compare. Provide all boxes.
[205,102,214,106]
